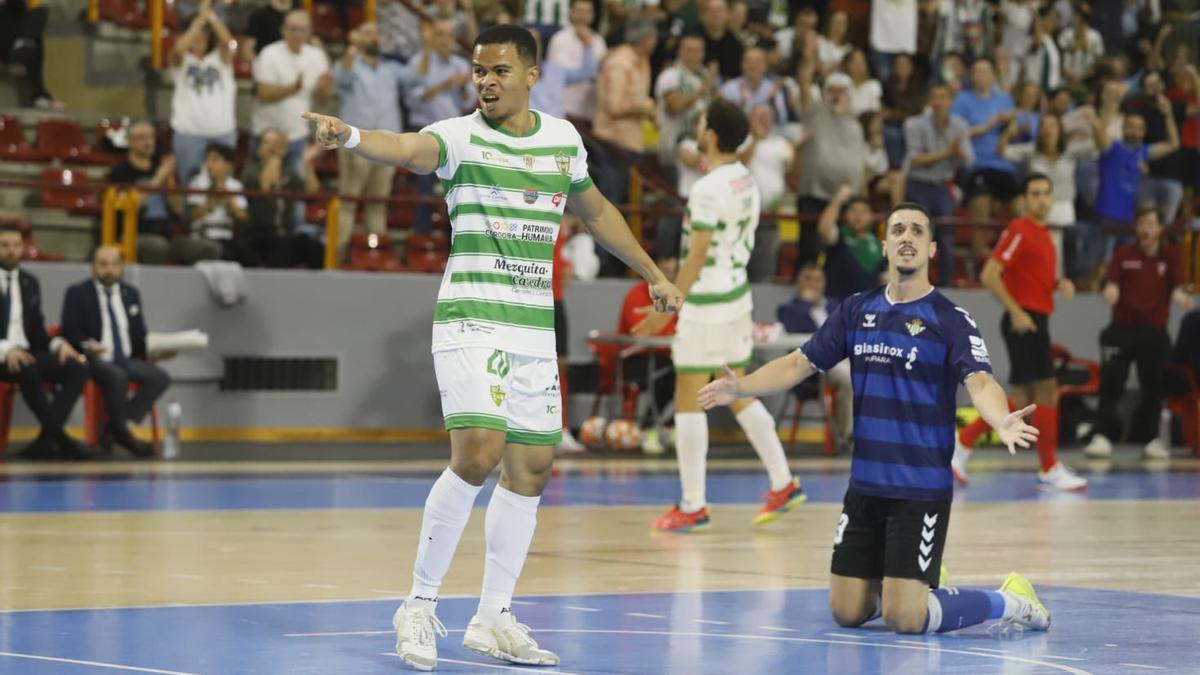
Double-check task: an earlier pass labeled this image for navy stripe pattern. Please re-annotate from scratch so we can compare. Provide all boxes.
[801,287,993,501]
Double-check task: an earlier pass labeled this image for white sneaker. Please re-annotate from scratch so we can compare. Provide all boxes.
[951,439,971,486]
[1083,434,1113,458]
[1143,438,1170,460]
[998,572,1051,631]
[1037,462,1088,491]
[462,611,560,666]
[393,603,447,671]
[557,428,586,454]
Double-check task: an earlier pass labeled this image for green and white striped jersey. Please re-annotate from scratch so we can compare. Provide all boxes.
[421,109,593,358]
[678,161,760,323]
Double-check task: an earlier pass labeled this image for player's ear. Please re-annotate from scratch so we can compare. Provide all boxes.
[527,63,540,88]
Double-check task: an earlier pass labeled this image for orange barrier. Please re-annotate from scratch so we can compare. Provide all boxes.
[87,0,99,23]
[150,0,164,69]
[324,196,341,270]
[365,0,376,21]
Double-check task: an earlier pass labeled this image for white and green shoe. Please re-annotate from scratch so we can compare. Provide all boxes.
[462,610,560,666]
[998,572,1051,631]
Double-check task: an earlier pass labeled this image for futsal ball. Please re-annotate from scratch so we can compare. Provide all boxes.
[579,416,608,449]
[605,419,643,452]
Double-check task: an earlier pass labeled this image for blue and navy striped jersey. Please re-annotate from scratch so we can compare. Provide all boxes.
[800,287,993,501]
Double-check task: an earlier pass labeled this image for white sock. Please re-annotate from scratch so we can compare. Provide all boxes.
[924,592,944,634]
[736,400,792,492]
[675,412,708,513]
[478,485,540,624]
[406,467,482,610]
[999,591,1021,620]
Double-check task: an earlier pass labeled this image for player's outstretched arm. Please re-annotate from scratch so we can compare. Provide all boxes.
[698,351,817,409]
[567,185,683,312]
[965,372,1039,454]
[300,112,440,174]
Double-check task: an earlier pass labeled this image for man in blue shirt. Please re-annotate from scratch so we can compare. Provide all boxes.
[951,58,1018,253]
[335,21,419,250]
[699,202,1052,636]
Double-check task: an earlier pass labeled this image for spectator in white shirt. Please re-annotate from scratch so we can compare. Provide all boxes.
[546,0,607,121]
[739,103,797,281]
[816,10,851,76]
[843,48,883,114]
[655,33,715,175]
[186,144,246,262]
[169,1,237,186]
[1059,7,1105,89]
[251,9,332,172]
[868,0,917,81]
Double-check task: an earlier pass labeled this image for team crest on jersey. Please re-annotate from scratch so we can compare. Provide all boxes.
[490,385,506,406]
[523,187,539,204]
[524,154,535,170]
[554,151,571,175]
[905,318,926,336]
[551,192,564,207]
[863,313,877,328]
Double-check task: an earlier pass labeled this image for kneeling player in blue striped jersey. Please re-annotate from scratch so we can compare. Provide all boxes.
[698,202,1051,634]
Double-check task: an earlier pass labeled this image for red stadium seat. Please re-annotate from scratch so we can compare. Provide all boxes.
[98,0,140,26]
[311,3,344,43]
[35,119,103,163]
[304,200,328,225]
[404,233,449,273]
[39,168,100,214]
[0,116,37,161]
[345,232,404,272]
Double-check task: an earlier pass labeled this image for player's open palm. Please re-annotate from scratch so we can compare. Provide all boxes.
[649,279,684,313]
[996,404,1039,454]
[697,366,741,410]
[300,112,350,149]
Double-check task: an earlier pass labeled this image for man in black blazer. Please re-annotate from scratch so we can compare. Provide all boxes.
[62,246,169,457]
[0,224,96,459]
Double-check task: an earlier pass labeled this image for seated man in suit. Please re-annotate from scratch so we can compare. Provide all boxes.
[776,262,853,451]
[62,246,169,457]
[0,224,96,459]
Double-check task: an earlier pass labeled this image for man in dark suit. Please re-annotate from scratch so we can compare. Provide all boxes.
[62,246,169,458]
[0,224,96,459]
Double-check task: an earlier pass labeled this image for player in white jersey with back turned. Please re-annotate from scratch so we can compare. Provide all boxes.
[303,24,683,672]
[636,99,805,534]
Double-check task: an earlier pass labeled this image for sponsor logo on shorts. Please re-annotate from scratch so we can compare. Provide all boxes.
[545,405,558,414]
[918,512,938,572]
[905,318,926,336]
[490,384,506,406]
[486,350,511,378]
[968,335,991,364]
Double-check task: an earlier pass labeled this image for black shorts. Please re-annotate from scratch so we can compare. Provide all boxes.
[830,487,951,587]
[554,299,568,357]
[960,168,1020,201]
[1001,309,1053,384]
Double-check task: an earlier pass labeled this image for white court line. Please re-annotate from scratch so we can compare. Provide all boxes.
[626,613,666,619]
[825,632,869,639]
[101,570,136,576]
[1118,664,1164,670]
[692,619,730,626]
[761,626,796,632]
[510,600,537,606]
[368,589,405,595]
[302,584,339,590]
[166,574,203,581]
[969,647,1085,661]
[563,606,601,613]
[379,653,584,674]
[29,566,66,572]
[286,630,391,637]
[1104,644,1119,647]
[0,651,197,674]
[236,578,269,584]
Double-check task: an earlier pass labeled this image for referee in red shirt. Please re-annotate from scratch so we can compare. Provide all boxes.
[956,173,1088,490]
[1084,207,1194,459]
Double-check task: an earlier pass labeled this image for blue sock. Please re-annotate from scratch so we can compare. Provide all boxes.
[924,588,1004,633]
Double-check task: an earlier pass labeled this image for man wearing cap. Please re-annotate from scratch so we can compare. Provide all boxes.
[794,57,869,266]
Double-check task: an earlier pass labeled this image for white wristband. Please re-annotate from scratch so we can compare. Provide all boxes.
[344,125,361,149]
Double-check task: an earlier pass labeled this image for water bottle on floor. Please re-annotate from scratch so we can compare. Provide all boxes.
[163,399,182,460]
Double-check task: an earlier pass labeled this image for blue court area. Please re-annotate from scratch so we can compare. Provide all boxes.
[1,587,1196,674]
[1,468,1198,513]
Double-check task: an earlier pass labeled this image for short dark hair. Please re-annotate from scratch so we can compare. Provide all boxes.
[1023,172,1052,194]
[474,24,538,67]
[843,195,872,213]
[205,143,235,163]
[887,202,934,235]
[1135,205,1161,222]
[704,98,749,153]
[0,222,22,236]
[797,261,822,275]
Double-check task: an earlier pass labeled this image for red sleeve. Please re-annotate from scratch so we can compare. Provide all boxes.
[991,225,1024,265]
[1168,246,1187,287]
[1105,247,1125,284]
[618,283,648,334]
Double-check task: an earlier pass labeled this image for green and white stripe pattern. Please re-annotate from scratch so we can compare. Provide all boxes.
[679,161,760,323]
[422,110,592,358]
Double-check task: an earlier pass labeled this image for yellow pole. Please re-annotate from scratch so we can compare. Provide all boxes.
[100,187,118,246]
[88,0,99,23]
[150,0,164,69]
[629,167,642,272]
[300,0,313,13]
[120,191,142,263]
[324,197,341,270]
[28,0,40,8]
[364,0,376,22]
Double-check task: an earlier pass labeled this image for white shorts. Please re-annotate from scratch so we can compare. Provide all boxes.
[671,313,754,374]
[433,347,562,446]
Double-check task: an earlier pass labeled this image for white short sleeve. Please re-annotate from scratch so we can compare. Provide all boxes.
[419,116,468,181]
[568,127,592,193]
